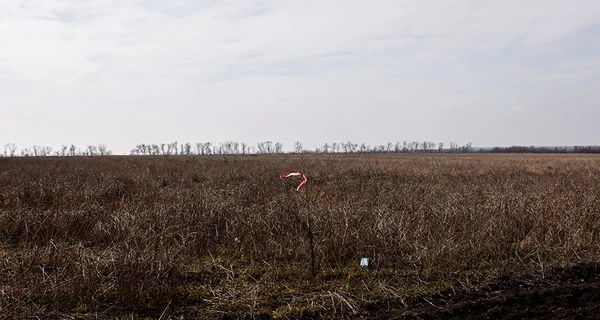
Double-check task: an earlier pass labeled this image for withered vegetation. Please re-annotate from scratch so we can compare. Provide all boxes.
[1,154,599,318]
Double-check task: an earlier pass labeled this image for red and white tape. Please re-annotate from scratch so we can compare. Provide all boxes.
[280,172,307,191]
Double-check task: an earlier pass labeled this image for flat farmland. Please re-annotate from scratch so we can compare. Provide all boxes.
[1,154,600,319]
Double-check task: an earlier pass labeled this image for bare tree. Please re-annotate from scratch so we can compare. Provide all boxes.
[265,141,273,154]
[340,142,348,153]
[256,142,269,154]
[359,143,368,153]
[87,145,97,156]
[449,142,458,153]
[412,141,420,152]
[182,142,191,155]
[166,141,177,155]
[98,143,111,156]
[29,145,51,156]
[275,142,283,154]
[204,142,212,155]
[385,142,392,153]
[394,142,401,153]
[461,142,473,153]
[4,143,17,157]
[349,142,358,153]
[425,142,436,152]
[293,141,303,154]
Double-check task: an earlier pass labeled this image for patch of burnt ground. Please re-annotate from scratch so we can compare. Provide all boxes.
[365,262,600,319]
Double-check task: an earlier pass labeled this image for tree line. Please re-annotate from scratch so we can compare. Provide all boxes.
[2,143,112,157]
[129,141,285,156]
[128,141,475,155]
[490,145,600,153]
[3,141,600,157]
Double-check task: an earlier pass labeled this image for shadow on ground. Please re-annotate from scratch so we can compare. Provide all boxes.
[363,263,600,319]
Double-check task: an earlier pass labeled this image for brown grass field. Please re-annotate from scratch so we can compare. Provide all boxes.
[1,153,600,319]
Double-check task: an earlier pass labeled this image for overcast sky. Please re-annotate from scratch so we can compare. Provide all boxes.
[1,0,599,154]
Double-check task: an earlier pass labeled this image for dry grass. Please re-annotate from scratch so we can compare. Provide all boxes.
[1,154,599,318]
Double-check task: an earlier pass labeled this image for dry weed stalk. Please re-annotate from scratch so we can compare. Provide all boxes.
[0,154,599,317]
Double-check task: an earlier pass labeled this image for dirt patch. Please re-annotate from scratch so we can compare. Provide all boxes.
[367,263,600,319]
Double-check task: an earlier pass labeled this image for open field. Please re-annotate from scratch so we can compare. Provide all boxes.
[1,154,600,319]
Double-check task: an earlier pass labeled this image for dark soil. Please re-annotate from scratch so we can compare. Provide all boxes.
[365,263,600,319]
